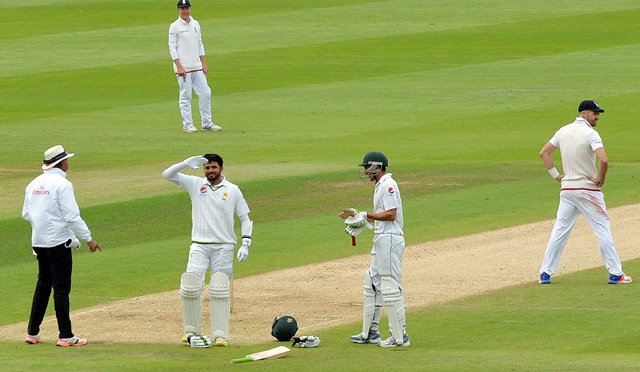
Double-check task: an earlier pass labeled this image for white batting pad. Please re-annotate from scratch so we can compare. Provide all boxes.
[210,272,231,340]
[361,272,376,336]
[381,276,406,344]
[180,272,203,335]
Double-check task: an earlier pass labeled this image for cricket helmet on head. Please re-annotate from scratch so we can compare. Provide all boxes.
[271,316,298,341]
[359,151,388,180]
[359,151,389,168]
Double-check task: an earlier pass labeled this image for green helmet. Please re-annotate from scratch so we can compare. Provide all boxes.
[271,316,298,341]
[359,151,389,168]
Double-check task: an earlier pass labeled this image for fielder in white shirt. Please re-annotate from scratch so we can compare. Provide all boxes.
[162,153,252,348]
[168,0,221,133]
[22,145,101,347]
[340,151,410,348]
[538,100,631,285]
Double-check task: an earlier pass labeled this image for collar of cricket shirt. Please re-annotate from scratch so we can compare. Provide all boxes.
[204,175,226,191]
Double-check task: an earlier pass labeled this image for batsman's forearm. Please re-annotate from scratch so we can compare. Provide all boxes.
[239,214,253,238]
[161,162,186,183]
[367,209,397,222]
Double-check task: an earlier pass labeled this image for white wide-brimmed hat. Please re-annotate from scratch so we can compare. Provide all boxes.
[42,145,75,170]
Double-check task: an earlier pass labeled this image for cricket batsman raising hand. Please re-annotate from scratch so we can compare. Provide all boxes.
[339,151,410,348]
[162,153,253,348]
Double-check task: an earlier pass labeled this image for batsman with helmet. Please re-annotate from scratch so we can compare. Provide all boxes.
[339,151,410,348]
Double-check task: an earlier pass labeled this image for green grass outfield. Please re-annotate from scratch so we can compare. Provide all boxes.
[1,0,640,369]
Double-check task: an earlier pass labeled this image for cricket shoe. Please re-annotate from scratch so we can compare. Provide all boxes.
[202,124,222,132]
[350,330,381,344]
[56,336,87,347]
[608,274,632,284]
[25,334,41,344]
[181,333,193,345]
[183,125,197,133]
[539,272,551,284]
[190,335,212,348]
[378,334,410,348]
[213,337,228,347]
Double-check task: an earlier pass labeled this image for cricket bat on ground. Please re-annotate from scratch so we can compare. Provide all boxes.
[231,346,290,364]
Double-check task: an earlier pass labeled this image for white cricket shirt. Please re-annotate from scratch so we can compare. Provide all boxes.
[168,16,205,72]
[373,173,404,235]
[176,174,250,244]
[549,117,603,190]
[22,168,92,247]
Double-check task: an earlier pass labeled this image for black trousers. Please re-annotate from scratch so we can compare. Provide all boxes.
[28,244,74,339]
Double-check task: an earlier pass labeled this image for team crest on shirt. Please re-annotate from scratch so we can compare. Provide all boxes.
[222,191,229,200]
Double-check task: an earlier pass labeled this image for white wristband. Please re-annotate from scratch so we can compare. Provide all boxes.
[548,167,560,179]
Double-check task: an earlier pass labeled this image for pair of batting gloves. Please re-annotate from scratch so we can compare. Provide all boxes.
[292,335,320,348]
[344,209,372,237]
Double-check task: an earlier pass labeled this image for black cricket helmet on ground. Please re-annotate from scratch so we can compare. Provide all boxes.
[271,316,298,341]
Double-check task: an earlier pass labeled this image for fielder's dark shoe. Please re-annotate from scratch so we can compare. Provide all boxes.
[539,272,551,284]
[608,274,632,284]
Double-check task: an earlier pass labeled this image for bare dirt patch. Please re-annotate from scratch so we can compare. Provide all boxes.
[2,204,639,345]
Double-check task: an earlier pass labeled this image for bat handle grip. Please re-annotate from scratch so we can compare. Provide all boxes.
[232,357,253,364]
[351,236,356,246]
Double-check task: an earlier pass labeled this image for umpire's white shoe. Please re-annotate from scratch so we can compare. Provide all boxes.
[183,125,197,133]
[56,336,88,347]
[202,124,222,132]
[25,334,41,344]
[350,330,381,344]
[378,334,410,348]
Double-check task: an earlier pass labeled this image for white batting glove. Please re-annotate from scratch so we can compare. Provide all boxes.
[343,208,358,217]
[292,335,321,348]
[344,211,372,229]
[183,156,208,169]
[65,237,81,249]
[237,238,250,262]
[345,224,366,237]
[190,335,212,348]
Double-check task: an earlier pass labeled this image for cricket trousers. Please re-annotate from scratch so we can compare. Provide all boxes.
[28,244,74,339]
[177,70,213,128]
[540,189,624,276]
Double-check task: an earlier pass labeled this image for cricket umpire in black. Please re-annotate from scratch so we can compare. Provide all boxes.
[22,145,101,347]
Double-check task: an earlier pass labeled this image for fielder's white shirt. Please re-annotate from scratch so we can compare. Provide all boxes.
[168,16,205,72]
[373,173,404,235]
[22,168,92,247]
[176,174,250,244]
[549,117,603,190]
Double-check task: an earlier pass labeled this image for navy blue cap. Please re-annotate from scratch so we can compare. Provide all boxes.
[578,100,604,113]
[177,0,191,8]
